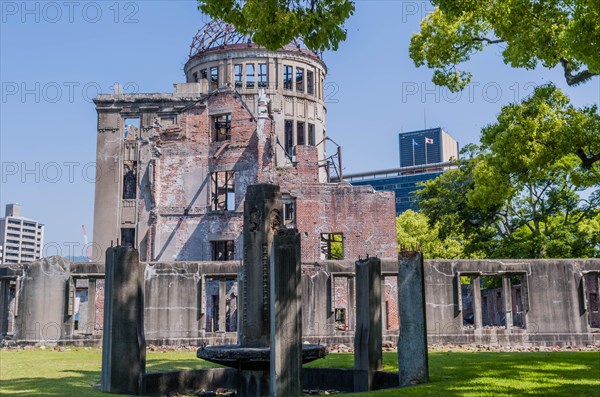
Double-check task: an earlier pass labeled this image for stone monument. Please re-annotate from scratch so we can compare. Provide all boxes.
[197,184,327,397]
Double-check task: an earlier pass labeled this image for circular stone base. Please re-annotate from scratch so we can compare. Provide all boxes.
[197,344,328,370]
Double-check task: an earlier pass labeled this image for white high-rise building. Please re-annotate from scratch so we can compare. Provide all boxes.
[0,204,44,264]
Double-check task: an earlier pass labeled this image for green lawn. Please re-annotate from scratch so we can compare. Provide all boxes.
[0,348,599,396]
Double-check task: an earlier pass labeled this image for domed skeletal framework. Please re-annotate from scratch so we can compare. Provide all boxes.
[189,19,309,58]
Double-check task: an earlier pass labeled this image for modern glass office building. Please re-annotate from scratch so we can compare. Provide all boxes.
[344,128,459,215]
[398,127,459,167]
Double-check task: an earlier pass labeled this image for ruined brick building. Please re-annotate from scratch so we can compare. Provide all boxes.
[92,20,397,264]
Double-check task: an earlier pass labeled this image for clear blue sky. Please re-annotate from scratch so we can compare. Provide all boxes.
[1,1,598,255]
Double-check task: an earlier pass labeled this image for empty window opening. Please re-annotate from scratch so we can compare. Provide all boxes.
[211,240,235,261]
[213,114,231,142]
[122,162,137,199]
[258,64,268,88]
[74,280,89,333]
[296,68,304,92]
[284,65,293,90]
[121,228,135,248]
[308,123,315,146]
[510,274,526,328]
[192,72,198,82]
[210,66,219,90]
[123,117,140,140]
[461,275,476,328]
[282,195,296,226]
[246,64,255,89]
[297,121,305,146]
[321,233,343,260]
[584,273,600,328]
[332,275,354,331]
[201,69,208,80]
[335,308,346,330]
[234,64,243,88]
[307,70,314,95]
[384,275,399,332]
[3,282,17,336]
[205,277,238,333]
[210,293,220,332]
[284,120,294,157]
[211,171,235,211]
[320,77,324,100]
[481,275,505,327]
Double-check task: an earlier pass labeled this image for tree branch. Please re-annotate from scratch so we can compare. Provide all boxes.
[560,58,598,86]
[471,37,504,45]
[576,147,600,169]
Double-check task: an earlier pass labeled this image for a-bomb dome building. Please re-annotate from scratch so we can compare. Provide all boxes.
[91,20,397,264]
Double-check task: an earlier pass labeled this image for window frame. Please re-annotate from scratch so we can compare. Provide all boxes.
[307,70,314,95]
[296,67,304,93]
[211,171,236,211]
[258,63,268,88]
[210,66,219,90]
[213,114,232,142]
[246,63,255,89]
[234,64,243,88]
[284,65,293,90]
[211,240,235,261]
[297,121,305,146]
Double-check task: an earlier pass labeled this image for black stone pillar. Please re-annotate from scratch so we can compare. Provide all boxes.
[101,247,146,395]
[354,257,382,392]
[398,251,428,386]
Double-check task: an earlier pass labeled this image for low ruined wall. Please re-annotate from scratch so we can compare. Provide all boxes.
[425,259,600,346]
[1,257,599,347]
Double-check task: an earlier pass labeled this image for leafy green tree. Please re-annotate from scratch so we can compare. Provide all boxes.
[479,84,600,171]
[418,86,600,258]
[410,0,600,91]
[197,0,355,52]
[396,210,474,259]
[198,0,599,89]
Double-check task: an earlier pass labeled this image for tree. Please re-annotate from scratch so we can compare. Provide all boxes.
[418,86,600,258]
[478,84,600,171]
[396,210,474,259]
[198,0,599,89]
[409,0,600,91]
[197,0,355,52]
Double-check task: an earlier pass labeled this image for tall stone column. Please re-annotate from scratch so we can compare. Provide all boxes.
[270,230,302,397]
[101,247,146,395]
[354,257,382,392]
[239,184,282,348]
[237,184,283,397]
[397,251,428,386]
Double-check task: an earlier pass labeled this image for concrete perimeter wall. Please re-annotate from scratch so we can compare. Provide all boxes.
[0,257,598,347]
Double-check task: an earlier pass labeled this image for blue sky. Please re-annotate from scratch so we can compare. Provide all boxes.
[1,0,598,254]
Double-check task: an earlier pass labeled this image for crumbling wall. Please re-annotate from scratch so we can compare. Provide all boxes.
[277,146,398,262]
[15,257,71,341]
[424,259,600,346]
[1,258,600,346]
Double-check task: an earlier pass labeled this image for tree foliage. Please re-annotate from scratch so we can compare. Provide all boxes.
[410,0,600,91]
[396,210,476,259]
[418,86,600,259]
[197,0,355,52]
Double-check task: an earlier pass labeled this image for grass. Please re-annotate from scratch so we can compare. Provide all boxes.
[0,348,599,396]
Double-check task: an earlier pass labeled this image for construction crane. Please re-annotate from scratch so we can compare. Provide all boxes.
[81,224,92,262]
